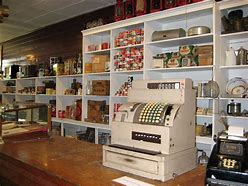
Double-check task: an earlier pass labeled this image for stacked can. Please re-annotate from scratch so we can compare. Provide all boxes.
[115,28,144,47]
[114,47,143,71]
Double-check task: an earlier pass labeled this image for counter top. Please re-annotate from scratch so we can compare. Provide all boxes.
[0,136,206,186]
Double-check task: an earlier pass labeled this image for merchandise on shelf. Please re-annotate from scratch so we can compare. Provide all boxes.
[152,45,213,68]
[125,0,135,19]
[85,100,109,124]
[150,0,164,13]
[64,79,82,95]
[92,80,110,96]
[91,55,110,73]
[49,100,56,117]
[114,47,143,71]
[115,76,133,96]
[98,132,111,145]
[114,0,125,21]
[4,81,15,93]
[221,9,248,34]
[198,45,213,66]
[37,80,56,95]
[84,63,92,73]
[65,99,82,121]
[87,42,110,52]
[151,28,186,41]
[113,103,123,119]
[114,28,144,47]
[18,86,35,94]
[135,0,147,16]
[196,107,213,116]
[76,127,95,143]
[195,123,212,137]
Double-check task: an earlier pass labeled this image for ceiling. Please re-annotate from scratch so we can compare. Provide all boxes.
[0,0,116,43]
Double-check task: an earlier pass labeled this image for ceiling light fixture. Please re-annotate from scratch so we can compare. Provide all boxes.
[0,0,9,23]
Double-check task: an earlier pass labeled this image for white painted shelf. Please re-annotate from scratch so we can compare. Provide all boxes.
[146,66,213,72]
[146,33,213,48]
[112,43,144,50]
[84,48,110,54]
[220,65,248,69]
[196,136,214,145]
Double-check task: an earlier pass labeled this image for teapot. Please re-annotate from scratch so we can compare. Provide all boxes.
[225,47,236,66]
[237,46,247,65]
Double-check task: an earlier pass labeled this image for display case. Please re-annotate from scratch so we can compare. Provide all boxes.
[0,102,52,144]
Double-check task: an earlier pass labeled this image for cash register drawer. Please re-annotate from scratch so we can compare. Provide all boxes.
[105,151,159,174]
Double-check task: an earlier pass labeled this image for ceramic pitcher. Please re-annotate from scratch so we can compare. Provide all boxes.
[225,47,236,66]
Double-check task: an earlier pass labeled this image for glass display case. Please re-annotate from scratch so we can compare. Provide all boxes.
[0,102,52,144]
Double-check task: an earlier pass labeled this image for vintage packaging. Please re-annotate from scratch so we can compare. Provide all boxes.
[179,45,198,57]
[92,80,110,96]
[91,55,110,73]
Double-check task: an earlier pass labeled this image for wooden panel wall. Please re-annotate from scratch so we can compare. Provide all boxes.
[1,6,114,66]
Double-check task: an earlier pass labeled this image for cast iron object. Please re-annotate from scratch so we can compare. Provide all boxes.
[243,16,248,31]
[228,9,243,20]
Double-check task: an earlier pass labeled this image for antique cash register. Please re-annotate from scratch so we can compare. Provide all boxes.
[103,79,196,181]
[206,126,248,185]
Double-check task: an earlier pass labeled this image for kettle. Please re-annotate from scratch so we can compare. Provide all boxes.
[225,47,236,66]
[227,100,241,116]
[237,46,247,65]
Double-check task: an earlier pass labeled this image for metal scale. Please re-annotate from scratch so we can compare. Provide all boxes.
[206,126,248,186]
[103,79,197,181]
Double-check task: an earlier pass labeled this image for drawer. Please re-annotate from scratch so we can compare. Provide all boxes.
[105,151,159,174]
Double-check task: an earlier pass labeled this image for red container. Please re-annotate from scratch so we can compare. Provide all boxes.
[125,0,135,19]
[164,0,176,9]
[58,110,65,118]
[150,0,164,13]
[191,0,203,2]
[101,42,109,50]
[176,0,190,6]
[135,0,147,16]
[115,0,125,21]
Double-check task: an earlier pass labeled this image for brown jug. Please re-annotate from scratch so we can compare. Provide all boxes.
[237,46,247,65]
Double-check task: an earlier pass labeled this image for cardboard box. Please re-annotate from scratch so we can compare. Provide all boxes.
[86,100,107,123]
[198,54,213,66]
[198,45,213,54]
[92,55,110,73]
[92,80,110,95]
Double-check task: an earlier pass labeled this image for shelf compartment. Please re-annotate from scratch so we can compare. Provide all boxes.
[146,34,213,48]
[196,136,213,145]
[146,65,213,72]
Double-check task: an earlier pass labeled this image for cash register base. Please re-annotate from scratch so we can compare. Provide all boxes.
[103,146,196,181]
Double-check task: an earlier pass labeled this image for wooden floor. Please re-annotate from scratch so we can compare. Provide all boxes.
[0,136,206,186]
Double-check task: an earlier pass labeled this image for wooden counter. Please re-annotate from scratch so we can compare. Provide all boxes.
[0,137,206,186]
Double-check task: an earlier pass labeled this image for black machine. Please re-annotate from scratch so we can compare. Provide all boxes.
[206,134,248,185]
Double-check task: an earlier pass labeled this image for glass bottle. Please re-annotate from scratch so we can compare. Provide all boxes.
[198,150,209,166]
[86,81,92,95]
